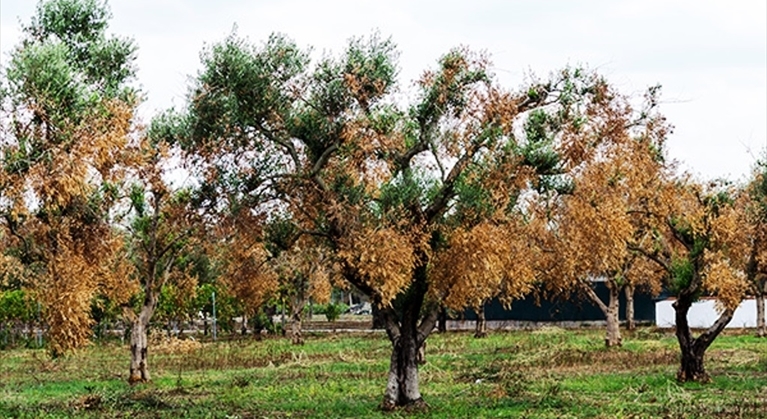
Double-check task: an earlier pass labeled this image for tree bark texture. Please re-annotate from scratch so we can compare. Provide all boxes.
[289,293,305,345]
[673,295,734,383]
[289,306,304,345]
[129,291,157,384]
[624,284,636,331]
[380,266,438,410]
[584,281,621,347]
[241,314,248,335]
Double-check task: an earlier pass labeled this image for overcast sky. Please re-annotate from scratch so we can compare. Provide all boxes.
[2,0,765,181]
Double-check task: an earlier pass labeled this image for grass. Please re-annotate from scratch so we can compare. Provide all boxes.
[1,327,766,418]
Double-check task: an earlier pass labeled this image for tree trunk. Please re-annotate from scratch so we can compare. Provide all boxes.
[129,291,157,384]
[604,285,621,347]
[383,329,423,410]
[756,290,766,337]
[584,281,621,347]
[371,303,385,330]
[289,305,304,345]
[380,266,439,411]
[673,295,734,383]
[624,283,636,331]
[241,314,248,335]
[474,303,487,338]
[437,305,447,333]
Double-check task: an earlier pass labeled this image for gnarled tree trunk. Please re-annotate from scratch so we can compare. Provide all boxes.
[673,295,733,382]
[129,290,157,384]
[289,299,304,345]
[624,283,635,331]
[474,303,487,338]
[584,280,621,347]
[380,267,438,411]
[384,327,422,409]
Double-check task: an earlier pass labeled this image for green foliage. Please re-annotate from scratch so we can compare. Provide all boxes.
[411,48,489,126]
[154,283,195,323]
[307,302,349,322]
[703,182,734,216]
[323,303,344,322]
[0,289,36,324]
[189,32,308,149]
[453,172,495,225]
[377,169,438,218]
[263,215,298,257]
[28,0,108,46]
[89,294,119,326]
[669,257,695,295]
[194,283,239,333]
[128,183,146,218]
[8,0,137,122]
[148,109,190,147]
[343,32,398,104]
[250,307,277,333]
[7,40,92,129]
[522,115,561,176]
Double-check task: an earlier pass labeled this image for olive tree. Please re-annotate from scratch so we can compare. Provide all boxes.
[166,32,615,408]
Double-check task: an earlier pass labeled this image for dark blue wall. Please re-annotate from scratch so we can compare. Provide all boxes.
[462,283,656,322]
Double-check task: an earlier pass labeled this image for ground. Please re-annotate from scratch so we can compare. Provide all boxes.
[1,327,766,418]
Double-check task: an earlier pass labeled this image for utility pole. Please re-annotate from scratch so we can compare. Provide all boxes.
[212,291,217,342]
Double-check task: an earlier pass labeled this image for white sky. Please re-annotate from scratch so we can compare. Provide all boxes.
[2,0,765,181]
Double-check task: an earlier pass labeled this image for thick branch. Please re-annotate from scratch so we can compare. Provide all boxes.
[395,140,429,172]
[381,306,401,343]
[582,282,609,315]
[297,229,331,239]
[417,305,440,346]
[309,142,339,192]
[267,132,300,169]
[3,214,34,263]
[694,307,734,352]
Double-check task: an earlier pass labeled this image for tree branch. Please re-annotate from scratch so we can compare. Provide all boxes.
[628,243,671,273]
[693,307,734,353]
[582,281,609,315]
[424,141,483,222]
[417,305,440,346]
[309,142,339,192]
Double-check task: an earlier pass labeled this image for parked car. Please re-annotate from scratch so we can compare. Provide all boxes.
[347,302,372,315]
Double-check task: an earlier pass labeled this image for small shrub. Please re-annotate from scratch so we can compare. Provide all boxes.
[324,303,345,322]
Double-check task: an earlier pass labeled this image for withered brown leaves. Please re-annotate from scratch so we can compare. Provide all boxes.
[1,100,140,356]
[432,221,537,310]
[338,226,418,307]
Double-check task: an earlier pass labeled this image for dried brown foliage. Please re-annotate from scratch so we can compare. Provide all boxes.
[214,218,278,313]
[338,226,418,307]
[432,221,537,310]
[0,100,140,356]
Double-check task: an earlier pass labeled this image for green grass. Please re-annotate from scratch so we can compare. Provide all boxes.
[1,327,766,418]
